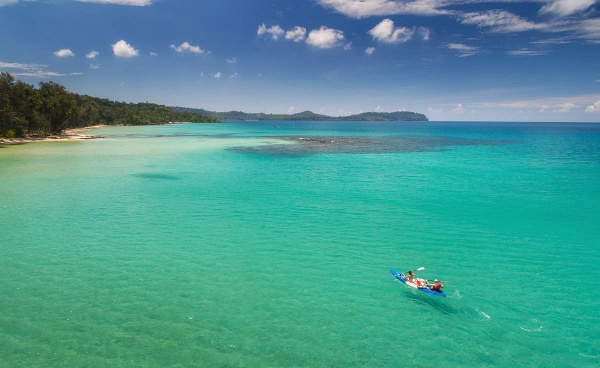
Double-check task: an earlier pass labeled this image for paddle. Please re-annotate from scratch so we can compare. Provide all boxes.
[425,279,448,285]
[405,267,425,274]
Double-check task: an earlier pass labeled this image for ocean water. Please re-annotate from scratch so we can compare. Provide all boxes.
[0,121,599,367]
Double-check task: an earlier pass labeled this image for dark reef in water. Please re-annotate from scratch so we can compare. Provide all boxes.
[227,135,513,156]
[132,173,180,180]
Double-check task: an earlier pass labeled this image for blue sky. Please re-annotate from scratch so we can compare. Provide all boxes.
[1,0,599,121]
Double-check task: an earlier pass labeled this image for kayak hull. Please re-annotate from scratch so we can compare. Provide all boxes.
[390,269,447,297]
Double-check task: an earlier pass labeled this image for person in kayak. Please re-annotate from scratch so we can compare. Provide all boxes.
[427,279,444,292]
[404,270,415,283]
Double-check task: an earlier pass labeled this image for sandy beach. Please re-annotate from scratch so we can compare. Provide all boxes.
[0,125,105,145]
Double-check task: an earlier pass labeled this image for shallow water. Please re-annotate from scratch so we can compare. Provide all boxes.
[1,121,599,367]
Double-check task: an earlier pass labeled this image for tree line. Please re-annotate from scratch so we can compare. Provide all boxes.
[0,72,218,138]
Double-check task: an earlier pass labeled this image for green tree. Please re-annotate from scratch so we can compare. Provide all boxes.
[38,81,78,133]
[0,72,16,135]
[1,72,217,138]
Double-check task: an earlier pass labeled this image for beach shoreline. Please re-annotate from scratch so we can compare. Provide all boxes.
[0,125,106,145]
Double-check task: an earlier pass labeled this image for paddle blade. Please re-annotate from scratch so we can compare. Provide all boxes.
[417,267,425,271]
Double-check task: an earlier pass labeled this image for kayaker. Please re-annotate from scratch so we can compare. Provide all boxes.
[404,270,415,283]
[428,279,443,292]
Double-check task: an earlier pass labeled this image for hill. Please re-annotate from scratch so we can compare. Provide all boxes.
[172,107,428,122]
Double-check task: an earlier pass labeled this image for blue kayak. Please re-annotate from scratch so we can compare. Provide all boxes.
[390,269,446,297]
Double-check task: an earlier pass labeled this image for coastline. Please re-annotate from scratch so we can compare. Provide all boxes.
[0,125,106,145]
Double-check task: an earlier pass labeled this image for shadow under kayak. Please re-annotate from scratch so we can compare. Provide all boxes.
[390,269,447,297]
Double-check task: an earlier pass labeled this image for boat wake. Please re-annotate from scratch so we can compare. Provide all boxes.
[519,318,543,332]
[475,308,491,320]
[450,290,462,299]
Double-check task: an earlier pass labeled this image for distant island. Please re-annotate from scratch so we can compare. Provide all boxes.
[172,107,429,122]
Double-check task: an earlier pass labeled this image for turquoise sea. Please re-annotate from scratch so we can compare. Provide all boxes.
[1,121,599,367]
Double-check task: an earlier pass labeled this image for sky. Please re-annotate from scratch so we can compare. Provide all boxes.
[1,0,599,122]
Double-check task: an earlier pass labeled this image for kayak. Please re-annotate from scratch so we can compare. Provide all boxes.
[390,269,446,297]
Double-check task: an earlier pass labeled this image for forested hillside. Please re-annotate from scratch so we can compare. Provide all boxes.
[0,72,217,138]
[172,107,429,122]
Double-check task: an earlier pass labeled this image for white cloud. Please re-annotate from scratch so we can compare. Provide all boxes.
[54,49,75,57]
[375,105,383,112]
[316,0,449,18]
[86,50,99,59]
[0,60,69,78]
[287,106,296,114]
[316,0,598,20]
[451,103,465,114]
[149,52,157,56]
[579,18,600,42]
[428,106,442,113]
[89,64,100,69]
[459,10,540,33]
[227,57,238,63]
[213,72,222,78]
[507,48,549,56]
[170,42,206,54]
[456,93,600,119]
[257,24,285,40]
[530,37,573,45]
[418,26,431,41]
[112,40,139,58]
[230,72,239,79]
[12,71,66,77]
[365,46,376,55]
[540,0,596,17]
[585,100,600,113]
[0,0,19,6]
[285,26,307,42]
[77,0,153,6]
[0,61,46,70]
[369,19,414,43]
[556,102,576,112]
[471,94,600,110]
[258,24,309,43]
[306,26,346,48]
[447,43,479,57]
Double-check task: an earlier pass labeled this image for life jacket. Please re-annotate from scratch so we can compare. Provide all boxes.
[431,283,441,292]
[416,279,423,287]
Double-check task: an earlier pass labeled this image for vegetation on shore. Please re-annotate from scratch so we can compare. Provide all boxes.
[0,72,218,139]
[172,107,429,122]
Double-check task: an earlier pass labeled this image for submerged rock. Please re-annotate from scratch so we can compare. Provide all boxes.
[228,135,512,156]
